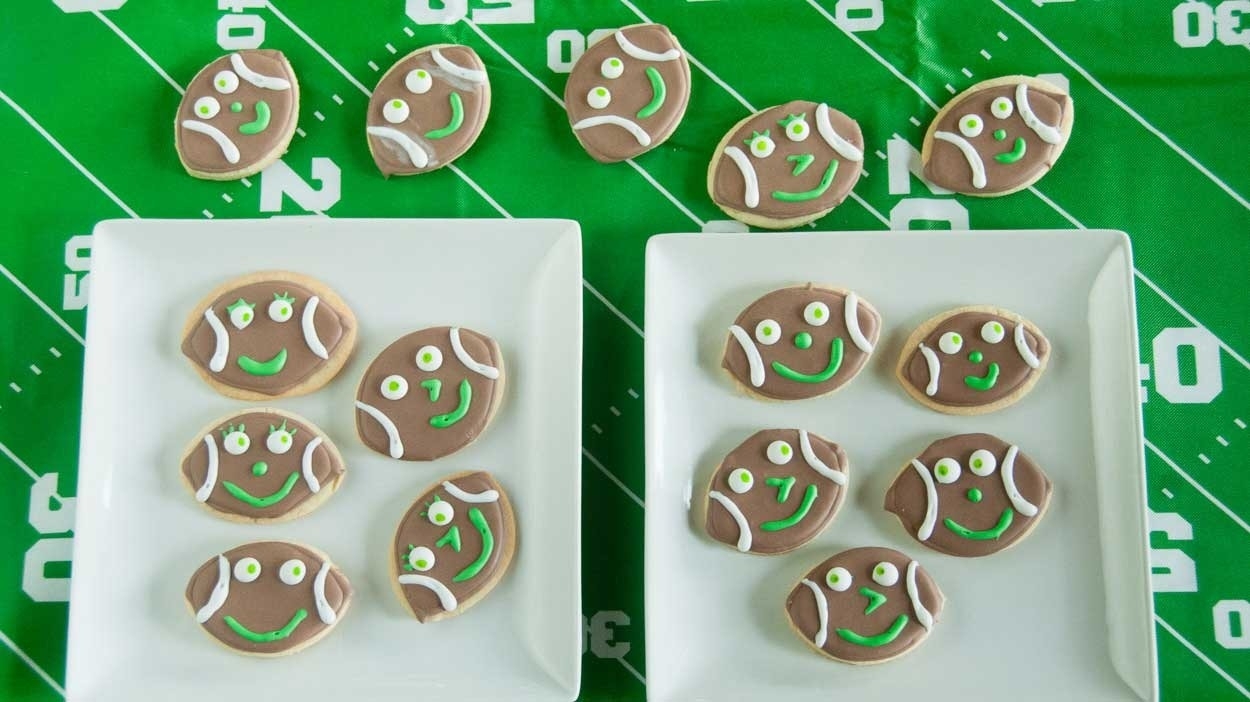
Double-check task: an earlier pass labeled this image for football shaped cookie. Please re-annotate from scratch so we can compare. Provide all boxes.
[884,434,1052,557]
[896,305,1049,414]
[367,44,491,176]
[709,100,864,229]
[181,272,357,400]
[391,471,516,623]
[181,409,345,523]
[564,23,691,162]
[176,50,300,180]
[355,326,505,461]
[785,546,943,665]
[921,76,1073,196]
[186,541,351,657]
[703,429,849,555]
[723,285,880,400]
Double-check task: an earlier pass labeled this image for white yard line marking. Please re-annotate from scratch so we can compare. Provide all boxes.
[368,60,380,71]
[49,347,61,358]
[1237,418,1247,429]
[0,627,64,697]
[584,280,644,338]
[221,193,233,203]
[92,10,184,95]
[591,424,604,435]
[583,448,644,509]
[609,406,622,417]
[444,164,510,217]
[1162,488,1174,499]
[8,383,20,394]
[385,42,397,54]
[266,1,373,95]
[1217,436,1230,447]
[848,192,890,226]
[1156,615,1250,700]
[202,209,214,219]
[618,655,647,685]
[1199,453,1212,465]
[1147,440,1248,535]
[0,440,41,482]
[627,388,639,399]
[0,264,86,346]
[313,110,325,122]
[979,48,992,60]
[1133,269,1250,371]
[332,93,344,105]
[29,365,41,376]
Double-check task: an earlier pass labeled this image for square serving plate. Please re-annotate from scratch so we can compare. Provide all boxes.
[644,230,1153,702]
[67,218,582,702]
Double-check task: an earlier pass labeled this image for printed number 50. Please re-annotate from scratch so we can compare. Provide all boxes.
[406,0,534,25]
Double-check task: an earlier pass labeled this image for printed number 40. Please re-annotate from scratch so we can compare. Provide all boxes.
[406,0,534,25]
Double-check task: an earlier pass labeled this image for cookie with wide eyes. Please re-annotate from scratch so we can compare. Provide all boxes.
[785,546,943,665]
[884,433,1052,557]
[185,541,351,656]
[921,75,1073,196]
[175,50,300,180]
[723,285,880,400]
[896,305,1049,414]
[355,326,505,461]
[564,23,691,162]
[703,429,849,555]
[709,100,865,229]
[390,471,516,622]
[180,409,345,523]
[367,44,490,176]
[181,271,357,400]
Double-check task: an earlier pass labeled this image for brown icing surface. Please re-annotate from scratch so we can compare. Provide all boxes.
[185,541,351,655]
[923,81,1070,194]
[902,310,1047,408]
[711,100,864,219]
[356,326,504,461]
[182,279,349,396]
[705,429,847,555]
[176,50,298,176]
[367,45,490,176]
[181,411,344,521]
[722,285,879,400]
[392,472,513,622]
[786,546,943,664]
[885,433,1052,557]
[564,24,690,162]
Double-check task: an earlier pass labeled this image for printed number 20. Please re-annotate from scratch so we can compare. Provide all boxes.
[259,158,342,213]
[406,0,534,25]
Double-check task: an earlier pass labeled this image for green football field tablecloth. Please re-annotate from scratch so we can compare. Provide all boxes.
[1,0,1248,699]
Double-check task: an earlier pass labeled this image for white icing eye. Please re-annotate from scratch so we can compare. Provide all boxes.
[934,457,962,484]
[268,298,294,323]
[383,98,410,124]
[416,345,443,371]
[938,331,963,355]
[233,557,261,583]
[228,303,254,330]
[405,68,432,94]
[871,561,899,587]
[279,559,307,585]
[958,114,984,138]
[766,440,793,465]
[587,86,611,109]
[213,70,239,94]
[748,132,775,159]
[408,546,435,572]
[380,374,409,400]
[782,116,810,142]
[991,96,1014,120]
[980,320,1005,344]
[193,96,220,119]
[825,566,852,592]
[803,301,830,326]
[728,468,754,494]
[969,449,998,476]
[223,430,250,456]
[754,319,781,345]
[266,427,295,455]
[601,57,624,79]
[427,500,454,526]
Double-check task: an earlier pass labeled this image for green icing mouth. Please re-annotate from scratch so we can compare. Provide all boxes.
[771,160,838,202]
[222,471,300,508]
[424,93,464,140]
[237,348,288,376]
[430,379,472,428]
[452,507,494,583]
[224,608,307,643]
[963,362,1000,391]
[837,613,909,647]
[772,337,843,384]
[994,136,1027,164]
[760,484,818,531]
[944,507,1014,540]
[238,100,271,135]
[636,66,666,119]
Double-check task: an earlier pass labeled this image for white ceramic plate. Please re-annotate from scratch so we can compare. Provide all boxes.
[644,230,1154,702]
[67,219,582,702]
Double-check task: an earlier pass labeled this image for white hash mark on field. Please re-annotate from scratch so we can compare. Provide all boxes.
[313,111,325,122]
[368,60,379,71]
[628,388,639,399]
[1148,440,1250,535]
[49,347,61,358]
[8,383,20,393]
[29,365,41,376]
[997,31,1009,41]
[609,406,622,417]
[1161,488,1174,499]
[385,42,397,54]
[908,116,921,127]
[240,177,252,187]
[403,26,414,37]
[296,127,307,137]
[1217,436,1229,447]
[591,424,603,435]
[221,193,233,203]
[332,94,344,105]
[202,209,214,219]
[980,49,992,60]
[1199,453,1211,464]
[1236,418,1246,429]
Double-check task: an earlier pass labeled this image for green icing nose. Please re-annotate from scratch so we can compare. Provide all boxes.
[252,461,268,477]
[968,350,983,363]
[794,332,812,350]
[994,129,1007,141]
[967,487,982,503]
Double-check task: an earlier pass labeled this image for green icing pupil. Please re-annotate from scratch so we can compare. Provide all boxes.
[416,559,428,568]
[391,100,401,108]
[241,312,251,321]
[937,466,948,476]
[973,458,983,468]
[389,381,400,390]
[763,326,773,335]
[781,445,790,455]
[435,514,446,523]
[293,566,302,575]
[815,309,823,318]
[281,435,289,443]
[247,563,257,574]
[422,353,432,363]
[951,334,961,344]
[739,473,750,483]
[237,438,246,446]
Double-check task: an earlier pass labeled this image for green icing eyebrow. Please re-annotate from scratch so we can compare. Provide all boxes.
[225,298,254,315]
[743,129,770,147]
[273,291,295,303]
[777,113,807,128]
[267,419,296,436]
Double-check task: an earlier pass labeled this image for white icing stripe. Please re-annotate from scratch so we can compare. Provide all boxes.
[1001,445,1039,517]
[183,120,240,165]
[204,308,230,372]
[449,327,500,379]
[572,115,652,147]
[906,561,934,631]
[708,490,752,552]
[442,481,500,503]
[799,430,846,486]
[614,31,681,62]
[302,436,323,494]
[911,459,939,541]
[367,126,430,168]
[195,555,230,624]
[1014,321,1041,369]
[800,579,829,648]
[815,103,864,162]
[354,401,403,459]
[230,52,291,90]
[844,292,873,353]
[722,146,759,209]
[301,296,329,360]
[195,435,218,502]
[727,325,765,387]
[933,130,987,190]
[1016,83,1063,145]
[919,343,940,397]
[397,574,458,612]
[313,561,337,624]
[431,48,487,83]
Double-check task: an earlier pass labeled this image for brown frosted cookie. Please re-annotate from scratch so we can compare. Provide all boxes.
[709,100,864,229]
[896,305,1049,414]
[181,271,357,400]
[185,541,351,657]
[703,429,848,555]
[367,44,491,176]
[723,285,880,401]
[564,23,691,162]
[175,50,300,180]
[921,76,1073,196]
[180,408,345,523]
[390,471,516,622]
[785,546,943,665]
[884,434,1052,557]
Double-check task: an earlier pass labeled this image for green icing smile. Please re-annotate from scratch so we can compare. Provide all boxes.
[945,507,1014,540]
[237,347,288,376]
[994,136,1027,164]
[223,471,300,508]
[424,92,464,140]
[760,484,818,531]
[430,379,472,428]
[859,586,887,615]
[837,614,909,647]
[637,66,666,119]
[963,362,1000,391]
[238,101,271,135]
[771,160,838,202]
[452,507,494,582]
[772,337,843,384]
[224,608,307,643]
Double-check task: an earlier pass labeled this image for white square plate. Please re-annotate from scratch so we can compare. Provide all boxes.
[644,230,1154,702]
[67,218,582,702]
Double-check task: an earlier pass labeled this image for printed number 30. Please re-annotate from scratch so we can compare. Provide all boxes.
[1173,1,1250,48]
[406,0,534,25]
